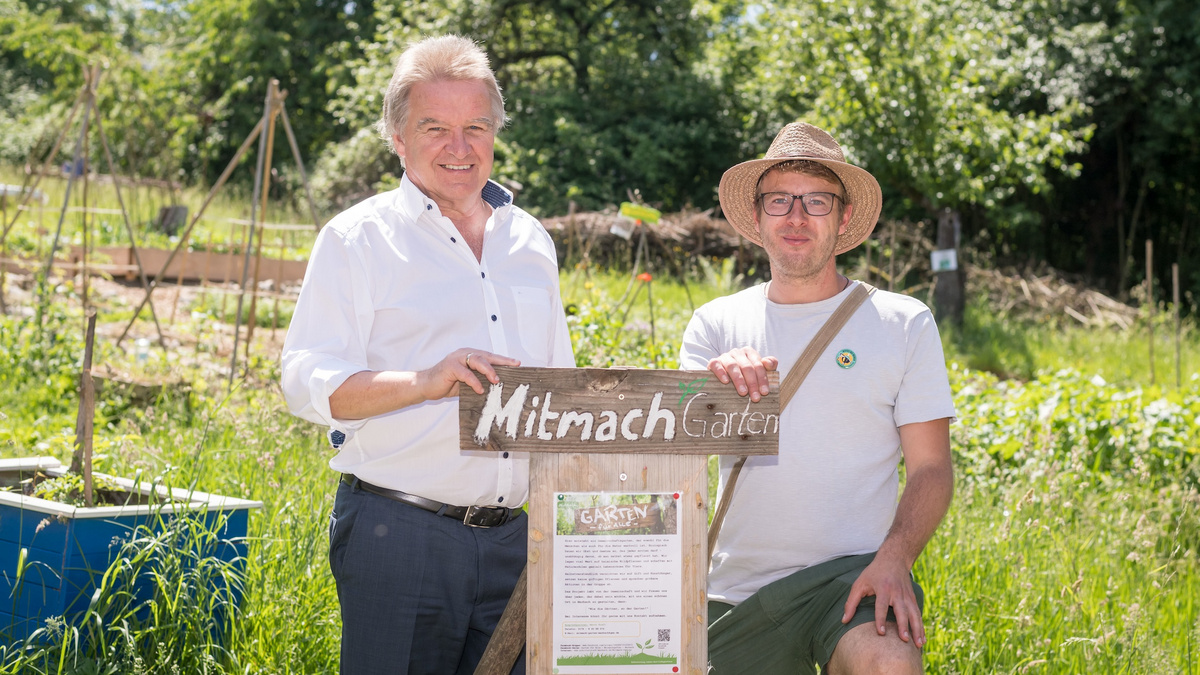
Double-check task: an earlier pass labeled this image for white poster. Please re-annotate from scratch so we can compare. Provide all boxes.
[931,248,958,272]
[552,492,682,674]
[609,216,636,241]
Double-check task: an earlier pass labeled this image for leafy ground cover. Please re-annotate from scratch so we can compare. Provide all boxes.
[929,365,1200,673]
[0,271,1197,673]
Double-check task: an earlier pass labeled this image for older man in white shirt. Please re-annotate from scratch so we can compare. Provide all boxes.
[281,35,573,675]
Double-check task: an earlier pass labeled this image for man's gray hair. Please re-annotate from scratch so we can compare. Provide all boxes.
[376,34,507,153]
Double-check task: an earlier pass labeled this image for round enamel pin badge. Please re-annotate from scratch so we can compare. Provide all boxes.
[835,349,857,369]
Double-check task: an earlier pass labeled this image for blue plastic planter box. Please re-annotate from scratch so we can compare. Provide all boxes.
[0,457,262,643]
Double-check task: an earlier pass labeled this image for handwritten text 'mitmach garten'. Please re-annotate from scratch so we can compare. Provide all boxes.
[470,384,779,446]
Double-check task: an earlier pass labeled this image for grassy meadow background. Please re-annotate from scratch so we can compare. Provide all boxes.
[0,174,1198,674]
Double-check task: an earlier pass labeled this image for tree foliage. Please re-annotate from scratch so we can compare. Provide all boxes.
[477,0,743,214]
[1043,0,1200,296]
[0,0,128,164]
[317,0,742,216]
[702,0,1095,231]
[4,0,1200,298]
[0,0,375,187]
[167,0,376,186]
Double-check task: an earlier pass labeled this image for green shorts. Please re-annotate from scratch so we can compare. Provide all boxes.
[707,552,924,675]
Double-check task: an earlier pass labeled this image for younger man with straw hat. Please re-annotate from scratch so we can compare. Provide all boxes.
[679,122,956,674]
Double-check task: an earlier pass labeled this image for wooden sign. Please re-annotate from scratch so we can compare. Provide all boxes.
[460,366,780,675]
[459,366,780,455]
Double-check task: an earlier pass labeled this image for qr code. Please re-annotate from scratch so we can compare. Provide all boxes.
[657,628,671,642]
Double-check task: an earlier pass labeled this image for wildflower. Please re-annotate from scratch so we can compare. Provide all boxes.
[637,272,653,282]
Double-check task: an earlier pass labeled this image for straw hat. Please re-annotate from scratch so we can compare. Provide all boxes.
[718,122,882,255]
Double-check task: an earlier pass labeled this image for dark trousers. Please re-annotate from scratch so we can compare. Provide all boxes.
[330,480,527,675]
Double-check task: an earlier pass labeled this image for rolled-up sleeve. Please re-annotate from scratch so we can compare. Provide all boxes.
[280,225,373,433]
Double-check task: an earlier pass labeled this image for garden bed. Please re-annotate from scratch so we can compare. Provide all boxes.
[0,456,261,643]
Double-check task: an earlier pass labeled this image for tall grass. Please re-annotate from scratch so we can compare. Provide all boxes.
[3,514,253,674]
[560,267,732,369]
[941,296,1200,387]
[926,366,1200,673]
[924,467,1199,673]
[0,271,1198,673]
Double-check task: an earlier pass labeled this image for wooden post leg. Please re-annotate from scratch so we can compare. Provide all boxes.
[474,564,527,675]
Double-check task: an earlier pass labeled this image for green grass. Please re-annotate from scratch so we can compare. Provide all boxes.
[0,271,1198,673]
[942,297,1200,388]
[559,267,732,370]
[0,165,317,263]
[928,365,1200,673]
[923,469,1199,673]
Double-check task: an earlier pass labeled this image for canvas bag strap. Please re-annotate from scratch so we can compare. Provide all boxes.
[706,282,875,556]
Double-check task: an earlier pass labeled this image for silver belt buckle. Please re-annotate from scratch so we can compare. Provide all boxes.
[463,505,486,527]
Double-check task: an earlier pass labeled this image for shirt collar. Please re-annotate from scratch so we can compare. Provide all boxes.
[396,173,513,221]
[481,180,513,208]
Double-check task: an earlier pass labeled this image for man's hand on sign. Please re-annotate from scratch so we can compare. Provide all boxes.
[419,348,520,401]
[706,347,779,403]
[417,345,520,398]
[329,349,521,421]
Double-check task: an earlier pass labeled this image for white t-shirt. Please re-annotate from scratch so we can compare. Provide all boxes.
[679,281,956,604]
[281,174,575,509]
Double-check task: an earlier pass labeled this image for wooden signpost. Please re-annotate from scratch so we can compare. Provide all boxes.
[461,366,778,675]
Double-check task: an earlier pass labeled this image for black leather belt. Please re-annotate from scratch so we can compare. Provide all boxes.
[341,474,515,528]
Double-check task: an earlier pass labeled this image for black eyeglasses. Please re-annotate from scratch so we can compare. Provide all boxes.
[758,191,845,217]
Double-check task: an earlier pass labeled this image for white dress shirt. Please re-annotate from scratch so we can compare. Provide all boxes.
[281,174,575,508]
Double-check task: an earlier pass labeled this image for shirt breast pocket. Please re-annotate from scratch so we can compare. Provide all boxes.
[512,285,554,365]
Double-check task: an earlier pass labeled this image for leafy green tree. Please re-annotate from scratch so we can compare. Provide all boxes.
[1041,0,1200,297]
[0,1,47,162]
[701,0,1096,243]
[0,0,180,177]
[168,0,376,187]
[318,0,743,216]
[482,0,743,214]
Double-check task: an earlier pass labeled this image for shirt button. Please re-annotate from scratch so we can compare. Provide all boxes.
[425,204,432,210]
[503,452,509,459]
[491,314,497,321]
[451,236,457,243]
[497,496,505,503]
[481,272,486,279]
